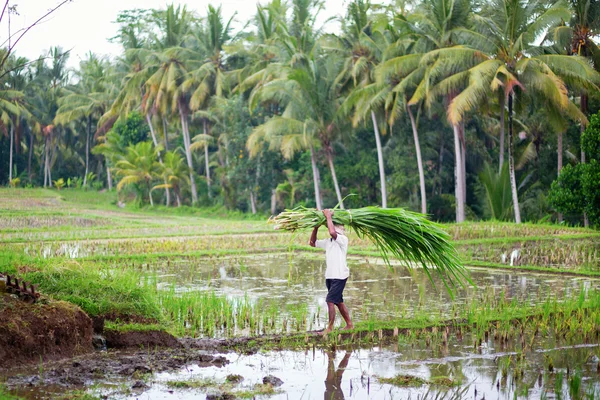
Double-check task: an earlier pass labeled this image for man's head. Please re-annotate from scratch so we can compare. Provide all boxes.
[334,224,345,236]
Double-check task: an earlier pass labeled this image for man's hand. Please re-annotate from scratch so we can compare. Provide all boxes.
[322,209,337,239]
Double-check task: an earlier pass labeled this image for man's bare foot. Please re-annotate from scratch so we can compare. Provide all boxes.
[319,327,333,336]
[342,325,354,330]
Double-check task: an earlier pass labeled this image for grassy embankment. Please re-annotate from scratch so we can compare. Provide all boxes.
[1,188,599,343]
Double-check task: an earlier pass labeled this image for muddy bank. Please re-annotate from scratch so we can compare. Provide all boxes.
[0,294,93,369]
[104,329,181,348]
[3,347,229,398]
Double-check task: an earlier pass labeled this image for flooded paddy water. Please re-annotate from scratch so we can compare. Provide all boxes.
[148,254,599,332]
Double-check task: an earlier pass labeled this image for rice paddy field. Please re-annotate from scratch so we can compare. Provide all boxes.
[1,188,600,400]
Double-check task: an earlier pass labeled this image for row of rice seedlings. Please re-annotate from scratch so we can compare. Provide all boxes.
[2,222,273,243]
[12,233,292,258]
[444,222,591,241]
[458,239,600,269]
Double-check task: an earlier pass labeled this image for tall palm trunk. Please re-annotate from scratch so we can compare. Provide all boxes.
[203,119,211,198]
[162,116,169,151]
[498,94,506,172]
[508,93,521,224]
[106,157,113,191]
[580,92,589,228]
[460,122,467,204]
[28,129,33,180]
[147,181,154,207]
[178,105,198,204]
[44,135,52,188]
[146,113,170,206]
[83,115,91,187]
[371,111,387,208]
[326,149,344,209]
[8,123,14,182]
[407,106,426,214]
[557,130,563,223]
[250,191,257,214]
[270,188,277,215]
[309,144,322,210]
[452,124,465,222]
[253,152,262,213]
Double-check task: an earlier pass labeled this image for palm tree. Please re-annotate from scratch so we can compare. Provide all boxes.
[446,0,600,223]
[153,150,189,207]
[181,4,235,195]
[26,48,70,188]
[55,53,115,187]
[114,141,161,206]
[384,0,477,221]
[248,54,347,210]
[0,54,30,184]
[332,0,393,209]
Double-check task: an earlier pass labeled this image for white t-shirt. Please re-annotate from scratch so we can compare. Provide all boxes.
[315,234,349,279]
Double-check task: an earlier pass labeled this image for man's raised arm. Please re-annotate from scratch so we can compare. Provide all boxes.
[309,226,319,247]
[323,209,337,240]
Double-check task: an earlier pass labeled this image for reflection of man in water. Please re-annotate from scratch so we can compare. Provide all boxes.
[309,209,354,335]
[325,351,351,400]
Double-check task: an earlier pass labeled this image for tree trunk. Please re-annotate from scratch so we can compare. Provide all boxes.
[203,119,211,198]
[250,191,257,214]
[8,123,14,182]
[83,115,91,186]
[580,93,589,227]
[508,93,521,224]
[43,137,47,187]
[162,116,169,151]
[28,128,33,180]
[253,152,262,211]
[460,122,467,205]
[407,106,426,214]
[176,192,181,207]
[371,111,387,208]
[106,157,113,190]
[434,135,445,197]
[146,113,170,205]
[557,130,563,223]
[498,93,505,173]
[44,135,52,188]
[452,124,465,222]
[270,188,277,215]
[309,144,322,210]
[326,150,344,209]
[178,106,198,204]
[148,183,154,207]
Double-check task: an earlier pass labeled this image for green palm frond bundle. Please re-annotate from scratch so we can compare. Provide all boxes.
[272,206,469,292]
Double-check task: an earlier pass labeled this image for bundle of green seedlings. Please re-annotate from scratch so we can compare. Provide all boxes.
[272,206,469,292]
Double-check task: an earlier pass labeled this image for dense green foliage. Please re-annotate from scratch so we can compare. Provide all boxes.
[550,111,600,225]
[0,0,599,225]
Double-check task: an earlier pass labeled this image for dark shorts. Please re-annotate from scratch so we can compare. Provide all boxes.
[325,278,348,305]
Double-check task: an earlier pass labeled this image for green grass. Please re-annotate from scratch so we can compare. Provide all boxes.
[0,386,21,400]
[376,375,460,388]
[164,378,279,398]
[104,321,169,333]
[377,375,427,386]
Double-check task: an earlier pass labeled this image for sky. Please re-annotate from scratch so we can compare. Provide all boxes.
[4,0,347,68]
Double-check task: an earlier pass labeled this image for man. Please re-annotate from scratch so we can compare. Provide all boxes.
[309,209,353,335]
